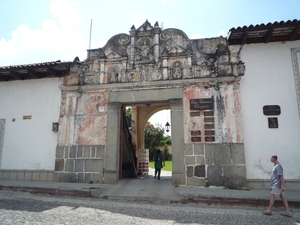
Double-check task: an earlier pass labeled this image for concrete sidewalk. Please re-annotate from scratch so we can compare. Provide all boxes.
[0,170,299,207]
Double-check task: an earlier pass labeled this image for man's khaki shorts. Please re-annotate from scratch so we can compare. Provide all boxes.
[271,187,284,196]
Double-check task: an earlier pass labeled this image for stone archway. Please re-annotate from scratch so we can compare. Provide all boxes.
[104,88,185,185]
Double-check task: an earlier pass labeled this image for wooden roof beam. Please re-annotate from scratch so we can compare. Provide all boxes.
[9,71,23,80]
[47,67,60,77]
[241,31,248,45]
[265,28,274,43]
[289,24,300,41]
[27,69,41,78]
[0,74,7,81]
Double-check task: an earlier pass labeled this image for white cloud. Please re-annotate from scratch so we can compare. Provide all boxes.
[50,0,81,29]
[148,110,171,135]
[219,30,225,37]
[0,0,88,66]
[190,33,205,39]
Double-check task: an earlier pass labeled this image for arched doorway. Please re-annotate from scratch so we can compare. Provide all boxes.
[105,88,185,185]
[146,109,172,180]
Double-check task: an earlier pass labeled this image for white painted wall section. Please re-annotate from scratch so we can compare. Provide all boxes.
[240,41,300,180]
[0,78,62,170]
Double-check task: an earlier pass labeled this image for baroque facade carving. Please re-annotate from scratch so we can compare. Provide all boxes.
[69,20,244,86]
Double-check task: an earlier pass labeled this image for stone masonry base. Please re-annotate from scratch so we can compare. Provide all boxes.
[0,170,54,182]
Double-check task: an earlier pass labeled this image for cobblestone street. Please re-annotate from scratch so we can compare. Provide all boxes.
[0,191,299,225]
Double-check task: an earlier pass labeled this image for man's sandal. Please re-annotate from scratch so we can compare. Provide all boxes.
[262,210,272,215]
[280,213,292,217]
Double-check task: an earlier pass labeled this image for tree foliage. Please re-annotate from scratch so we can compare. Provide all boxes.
[125,108,171,160]
[125,107,132,128]
[144,122,165,160]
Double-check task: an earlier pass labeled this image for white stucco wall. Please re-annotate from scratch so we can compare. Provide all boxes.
[240,41,300,180]
[0,78,62,170]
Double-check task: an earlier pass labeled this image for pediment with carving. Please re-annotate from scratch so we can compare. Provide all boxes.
[69,20,244,86]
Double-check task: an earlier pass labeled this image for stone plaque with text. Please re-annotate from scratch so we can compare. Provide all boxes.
[205,136,215,142]
[205,130,215,135]
[204,124,214,129]
[204,117,214,123]
[191,137,201,142]
[204,111,214,116]
[190,98,213,110]
[263,105,281,115]
[190,111,200,117]
[268,117,279,128]
[191,130,201,136]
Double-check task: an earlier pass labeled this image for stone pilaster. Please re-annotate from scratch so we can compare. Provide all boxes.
[129,27,136,66]
[99,59,105,84]
[104,102,122,183]
[169,99,185,185]
[153,25,160,63]
[163,56,168,80]
[0,119,5,168]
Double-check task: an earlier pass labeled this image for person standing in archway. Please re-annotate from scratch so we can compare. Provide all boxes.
[153,149,165,180]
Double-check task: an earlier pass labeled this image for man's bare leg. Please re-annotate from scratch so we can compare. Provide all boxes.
[280,194,291,215]
[266,194,275,213]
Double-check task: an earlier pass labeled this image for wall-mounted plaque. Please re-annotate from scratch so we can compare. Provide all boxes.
[191,130,201,136]
[204,124,214,129]
[263,105,281,115]
[205,137,215,142]
[190,98,213,110]
[204,117,214,123]
[204,111,213,116]
[23,115,32,120]
[191,137,201,142]
[190,111,200,117]
[205,130,215,135]
[268,117,279,128]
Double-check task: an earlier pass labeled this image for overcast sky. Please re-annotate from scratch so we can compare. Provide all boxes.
[1,0,299,129]
[1,0,299,67]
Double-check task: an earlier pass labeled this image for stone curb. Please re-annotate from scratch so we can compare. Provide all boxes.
[1,185,300,207]
[0,185,96,198]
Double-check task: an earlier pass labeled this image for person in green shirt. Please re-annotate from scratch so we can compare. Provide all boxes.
[153,149,165,180]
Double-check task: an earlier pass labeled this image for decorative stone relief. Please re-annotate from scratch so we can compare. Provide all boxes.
[0,119,5,168]
[107,66,120,83]
[69,20,244,86]
[60,92,67,116]
[119,34,130,45]
[127,71,139,82]
[291,47,300,118]
[136,39,153,61]
[171,61,183,79]
[78,62,100,85]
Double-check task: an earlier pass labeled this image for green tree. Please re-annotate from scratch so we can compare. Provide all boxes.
[144,122,165,160]
[125,107,132,129]
[160,136,171,145]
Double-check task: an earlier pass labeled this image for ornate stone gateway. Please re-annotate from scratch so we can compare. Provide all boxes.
[56,20,246,187]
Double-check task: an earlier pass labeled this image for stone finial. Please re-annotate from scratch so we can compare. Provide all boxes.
[72,56,80,64]
[154,21,159,28]
[131,25,136,30]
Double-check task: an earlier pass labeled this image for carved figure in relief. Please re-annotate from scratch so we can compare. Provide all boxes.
[108,68,118,83]
[173,63,182,79]
[127,72,138,82]
[136,40,153,61]
[141,41,150,59]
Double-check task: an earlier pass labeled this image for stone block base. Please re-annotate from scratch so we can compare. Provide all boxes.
[184,143,247,188]
[54,172,104,183]
[103,171,119,184]
[172,173,185,186]
[247,179,300,191]
[0,170,54,182]
[187,177,206,186]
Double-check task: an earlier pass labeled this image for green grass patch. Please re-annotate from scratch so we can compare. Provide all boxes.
[149,160,172,172]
